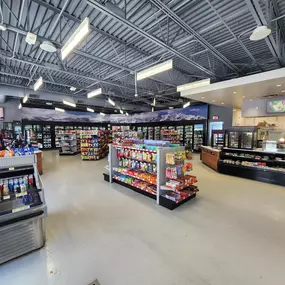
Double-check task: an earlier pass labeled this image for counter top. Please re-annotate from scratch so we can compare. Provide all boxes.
[223,147,285,155]
[201,146,221,153]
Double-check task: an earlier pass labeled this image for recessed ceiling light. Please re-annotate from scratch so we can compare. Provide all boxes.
[46,102,53,106]
[277,84,282,87]
[233,92,236,94]
[256,106,259,110]
[250,26,271,41]
[212,99,215,102]
[221,102,224,105]
[249,99,252,101]
[201,96,205,99]
[233,109,236,112]
[281,90,285,93]
[242,96,246,98]
[134,93,138,97]
[70,86,76,91]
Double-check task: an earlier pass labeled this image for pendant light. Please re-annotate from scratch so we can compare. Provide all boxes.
[250,26,271,41]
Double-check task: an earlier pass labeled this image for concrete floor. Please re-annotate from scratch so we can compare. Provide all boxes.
[1,151,285,285]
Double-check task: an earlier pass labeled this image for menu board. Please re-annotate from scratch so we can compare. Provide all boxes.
[267,99,285,113]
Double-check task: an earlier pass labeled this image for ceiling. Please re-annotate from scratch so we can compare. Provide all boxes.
[0,0,285,112]
[181,68,285,108]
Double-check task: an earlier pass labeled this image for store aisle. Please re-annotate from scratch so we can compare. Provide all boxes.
[1,151,285,285]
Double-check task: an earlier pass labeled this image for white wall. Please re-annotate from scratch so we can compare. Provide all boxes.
[0,99,22,122]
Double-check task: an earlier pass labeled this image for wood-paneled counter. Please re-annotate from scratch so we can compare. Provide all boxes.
[201,146,220,171]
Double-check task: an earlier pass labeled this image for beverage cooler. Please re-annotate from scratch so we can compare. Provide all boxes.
[24,124,43,149]
[193,124,204,151]
[211,130,225,148]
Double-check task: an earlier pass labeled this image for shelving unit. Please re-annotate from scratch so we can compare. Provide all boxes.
[0,155,47,264]
[42,125,52,149]
[193,124,204,151]
[59,131,80,155]
[161,130,180,144]
[108,142,198,210]
[24,124,43,148]
[80,130,108,160]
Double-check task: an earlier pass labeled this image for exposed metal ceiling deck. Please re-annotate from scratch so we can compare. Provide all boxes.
[0,0,285,112]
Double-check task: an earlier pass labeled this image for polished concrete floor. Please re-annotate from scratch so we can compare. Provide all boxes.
[1,151,285,285]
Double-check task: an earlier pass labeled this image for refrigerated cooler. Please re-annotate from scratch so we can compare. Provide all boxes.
[193,124,204,151]
[211,130,225,148]
[24,124,43,148]
[184,125,193,149]
[0,155,47,265]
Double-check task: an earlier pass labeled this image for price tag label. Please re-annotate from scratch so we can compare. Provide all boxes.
[12,205,30,213]
[9,167,15,171]
[3,195,10,200]
[16,191,27,198]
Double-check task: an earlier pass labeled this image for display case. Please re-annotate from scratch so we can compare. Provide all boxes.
[211,130,225,148]
[184,125,193,149]
[0,155,47,264]
[219,147,285,186]
[42,125,52,149]
[225,127,257,150]
[58,131,80,155]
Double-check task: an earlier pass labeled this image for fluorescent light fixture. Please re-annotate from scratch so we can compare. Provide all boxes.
[61,17,89,60]
[183,101,191,108]
[87,107,94,112]
[18,103,22,109]
[46,102,53,105]
[34,76,43,91]
[108,98,115,106]
[250,26,271,41]
[152,107,154,112]
[177,78,210,92]
[126,112,129,116]
[0,24,7,31]
[169,106,174,109]
[87,88,102,98]
[63,99,76,107]
[100,112,105,116]
[70,86,76,91]
[152,97,156,106]
[23,95,28,103]
[120,109,124,114]
[137,59,173,81]
[134,93,138,97]
[276,84,282,87]
[55,107,65,112]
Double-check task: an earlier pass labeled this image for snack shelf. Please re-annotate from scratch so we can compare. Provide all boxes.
[107,143,198,210]
[113,176,157,197]
[115,146,157,153]
[113,168,157,185]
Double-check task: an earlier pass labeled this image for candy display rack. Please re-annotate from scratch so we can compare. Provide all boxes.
[108,141,198,210]
[80,130,108,160]
[0,155,47,264]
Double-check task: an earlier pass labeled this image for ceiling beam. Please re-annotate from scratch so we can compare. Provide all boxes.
[149,0,243,76]
[271,0,285,41]
[87,0,220,79]
[245,0,284,66]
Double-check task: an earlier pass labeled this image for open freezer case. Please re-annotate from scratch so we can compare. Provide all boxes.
[0,155,47,265]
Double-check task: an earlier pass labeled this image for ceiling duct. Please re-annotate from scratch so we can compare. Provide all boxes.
[29,94,40,99]
[105,1,125,18]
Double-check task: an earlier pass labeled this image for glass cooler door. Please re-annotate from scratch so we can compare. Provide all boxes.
[240,131,253,149]
[228,131,239,148]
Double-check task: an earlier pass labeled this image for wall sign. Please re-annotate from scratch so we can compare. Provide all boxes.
[22,105,208,123]
[212,115,219,120]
